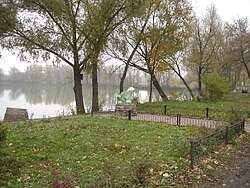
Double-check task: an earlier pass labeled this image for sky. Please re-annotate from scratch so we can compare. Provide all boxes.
[1,0,250,74]
[190,0,250,22]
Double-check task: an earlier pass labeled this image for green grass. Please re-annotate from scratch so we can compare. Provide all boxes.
[137,93,250,121]
[139,92,250,110]
[1,115,209,187]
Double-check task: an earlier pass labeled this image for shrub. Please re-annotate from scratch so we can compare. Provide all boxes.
[203,74,230,101]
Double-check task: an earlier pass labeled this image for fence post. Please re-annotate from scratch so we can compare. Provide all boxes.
[205,108,209,118]
[177,114,181,126]
[225,126,229,145]
[179,114,181,126]
[164,105,167,115]
[128,110,132,120]
[190,141,195,169]
[242,120,245,134]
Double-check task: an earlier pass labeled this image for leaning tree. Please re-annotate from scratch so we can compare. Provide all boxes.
[108,0,193,101]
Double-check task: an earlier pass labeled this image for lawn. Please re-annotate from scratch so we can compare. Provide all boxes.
[138,92,250,110]
[1,115,208,187]
[137,93,250,121]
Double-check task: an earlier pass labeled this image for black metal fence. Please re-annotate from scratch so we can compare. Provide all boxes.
[97,106,247,169]
[189,121,245,169]
[137,105,250,121]
[121,110,226,128]
[115,109,246,169]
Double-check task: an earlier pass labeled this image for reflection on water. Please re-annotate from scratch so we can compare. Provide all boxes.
[0,83,154,120]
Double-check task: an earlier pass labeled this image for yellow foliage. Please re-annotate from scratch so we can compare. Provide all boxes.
[155,60,171,73]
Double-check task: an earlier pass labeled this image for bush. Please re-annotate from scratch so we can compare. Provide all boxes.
[203,74,230,101]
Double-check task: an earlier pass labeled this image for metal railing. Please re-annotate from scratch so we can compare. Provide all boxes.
[189,121,245,169]
[123,110,226,128]
[137,105,249,121]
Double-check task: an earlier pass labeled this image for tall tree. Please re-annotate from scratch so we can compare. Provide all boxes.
[109,0,192,101]
[84,0,142,111]
[1,0,89,113]
[225,18,250,85]
[186,5,223,97]
[0,0,140,114]
[107,0,152,93]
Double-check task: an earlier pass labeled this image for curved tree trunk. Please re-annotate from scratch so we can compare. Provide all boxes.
[179,76,195,99]
[170,64,195,99]
[73,67,85,114]
[151,74,168,101]
[120,62,129,93]
[119,40,142,93]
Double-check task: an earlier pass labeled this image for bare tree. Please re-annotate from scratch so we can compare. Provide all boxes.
[186,4,223,97]
[224,18,250,88]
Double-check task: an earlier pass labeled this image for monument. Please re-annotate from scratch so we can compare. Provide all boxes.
[116,87,137,116]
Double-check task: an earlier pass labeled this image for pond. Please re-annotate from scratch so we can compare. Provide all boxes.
[0,83,161,120]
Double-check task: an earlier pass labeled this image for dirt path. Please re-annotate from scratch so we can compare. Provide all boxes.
[201,143,250,188]
[116,113,250,132]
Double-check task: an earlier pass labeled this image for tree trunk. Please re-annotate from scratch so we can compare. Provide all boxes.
[73,67,85,114]
[119,42,141,93]
[169,59,195,99]
[149,75,153,102]
[119,18,149,93]
[151,74,168,101]
[242,61,250,80]
[92,60,99,112]
[120,62,129,93]
[198,67,203,97]
[179,76,195,99]
[172,70,195,99]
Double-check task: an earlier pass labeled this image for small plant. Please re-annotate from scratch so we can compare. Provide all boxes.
[202,73,230,101]
[51,172,72,188]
